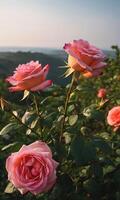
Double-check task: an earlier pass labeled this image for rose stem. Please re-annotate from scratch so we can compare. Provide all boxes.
[33,94,43,135]
[60,72,76,142]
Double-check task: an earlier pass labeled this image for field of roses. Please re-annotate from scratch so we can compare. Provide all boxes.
[0,40,120,200]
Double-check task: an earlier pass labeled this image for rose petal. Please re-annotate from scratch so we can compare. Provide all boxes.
[30,80,52,91]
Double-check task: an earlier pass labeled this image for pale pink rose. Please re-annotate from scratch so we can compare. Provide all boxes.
[63,39,107,78]
[6,141,58,195]
[6,61,52,92]
[97,88,106,98]
[107,106,120,129]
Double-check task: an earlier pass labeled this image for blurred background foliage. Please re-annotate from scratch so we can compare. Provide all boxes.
[0,46,120,200]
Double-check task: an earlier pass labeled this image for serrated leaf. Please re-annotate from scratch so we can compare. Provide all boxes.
[21,90,30,101]
[69,115,78,126]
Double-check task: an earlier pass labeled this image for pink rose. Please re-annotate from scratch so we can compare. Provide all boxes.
[107,106,120,129]
[6,61,52,92]
[6,141,58,195]
[63,39,107,78]
[97,88,106,98]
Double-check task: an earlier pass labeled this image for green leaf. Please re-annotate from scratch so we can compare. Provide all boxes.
[26,118,39,135]
[71,136,84,165]
[69,114,78,126]
[57,115,64,122]
[99,132,110,140]
[116,149,120,156]
[67,105,75,113]
[83,105,105,121]
[58,106,64,113]
[63,132,71,144]
[83,105,96,118]
[92,138,112,154]
[4,182,16,193]
[91,164,103,179]
[84,178,101,196]
[103,165,115,175]
[0,123,18,136]
[71,135,96,165]
[22,111,37,125]
[80,126,91,135]
[92,110,105,121]
[55,142,66,159]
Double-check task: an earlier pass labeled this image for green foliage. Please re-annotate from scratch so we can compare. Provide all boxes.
[71,135,97,165]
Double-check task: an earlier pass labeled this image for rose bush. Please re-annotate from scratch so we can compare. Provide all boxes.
[6,141,58,195]
[6,61,52,92]
[0,43,120,200]
[64,39,106,77]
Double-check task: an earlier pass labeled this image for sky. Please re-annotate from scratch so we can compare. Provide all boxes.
[0,0,120,49]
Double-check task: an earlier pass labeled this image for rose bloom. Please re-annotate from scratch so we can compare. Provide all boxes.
[63,39,107,78]
[6,61,52,92]
[6,141,58,195]
[97,88,106,98]
[107,106,120,128]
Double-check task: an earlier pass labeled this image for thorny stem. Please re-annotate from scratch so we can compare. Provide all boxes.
[60,72,76,142]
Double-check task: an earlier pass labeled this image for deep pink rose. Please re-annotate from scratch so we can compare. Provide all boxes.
[63,39,107,77]
[6,141,58,195]
[6,61,52,92]
[107,106,120,129]
[97,88,106,98]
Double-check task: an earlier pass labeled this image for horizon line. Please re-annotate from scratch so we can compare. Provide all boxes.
[0,45,114,51]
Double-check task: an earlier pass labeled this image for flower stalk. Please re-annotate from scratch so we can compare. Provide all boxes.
[60,72,76,142]
[33,93,43,135]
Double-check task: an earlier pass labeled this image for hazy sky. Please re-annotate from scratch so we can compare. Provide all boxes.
[0,0,120,49]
